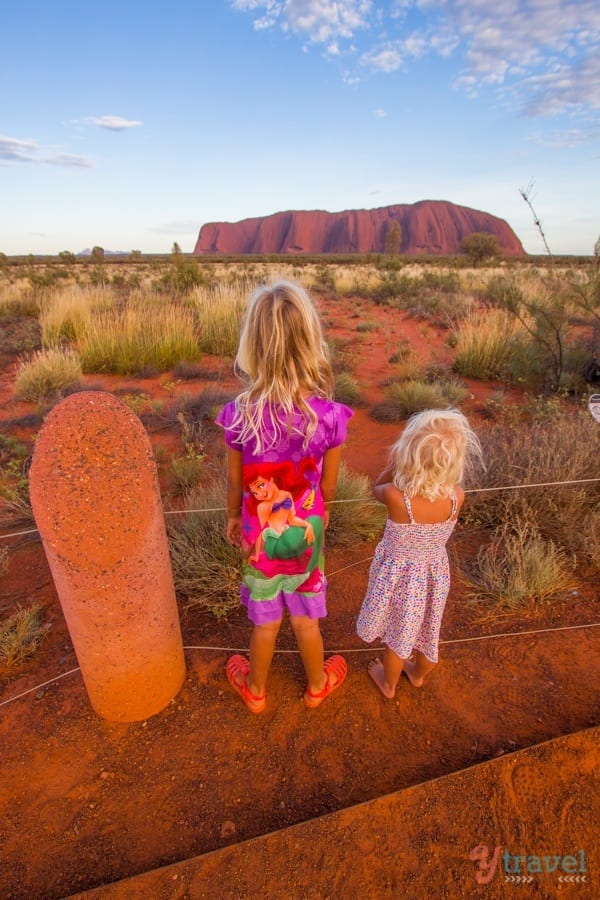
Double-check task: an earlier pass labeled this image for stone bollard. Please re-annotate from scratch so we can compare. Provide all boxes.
[29,391,186,722]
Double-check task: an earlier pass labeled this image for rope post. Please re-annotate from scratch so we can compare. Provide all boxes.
[29,391,186,722]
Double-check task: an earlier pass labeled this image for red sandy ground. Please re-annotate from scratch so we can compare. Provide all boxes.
[0,296,598,898]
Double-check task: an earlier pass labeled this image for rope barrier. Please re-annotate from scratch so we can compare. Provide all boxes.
[2,621,599,711]
[2,475,600,541]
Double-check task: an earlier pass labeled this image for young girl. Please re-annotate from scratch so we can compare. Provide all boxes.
[216,280,352,713]
[356,408,482,698]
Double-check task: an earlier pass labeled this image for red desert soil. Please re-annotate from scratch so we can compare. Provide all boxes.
[0,297,598,899]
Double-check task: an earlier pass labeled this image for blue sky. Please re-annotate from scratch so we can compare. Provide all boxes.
[2,1,598,256]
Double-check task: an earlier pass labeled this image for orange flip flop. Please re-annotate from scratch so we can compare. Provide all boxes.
[225,654,266,713]
[303,654,347,709]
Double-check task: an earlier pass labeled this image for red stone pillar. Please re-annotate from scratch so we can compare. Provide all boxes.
[29,391,186,722]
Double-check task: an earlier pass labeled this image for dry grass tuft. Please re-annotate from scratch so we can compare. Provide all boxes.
[13,346,82,402]
[0,604,52,668]
[462,519,577,614]
[327,463,386,545]
[167,481,241,619]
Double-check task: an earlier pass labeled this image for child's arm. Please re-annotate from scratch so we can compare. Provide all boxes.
[320,445,343,529]
[225,447,243,546]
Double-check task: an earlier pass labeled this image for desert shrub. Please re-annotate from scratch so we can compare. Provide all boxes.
[190,282,246,357]
[460,233,501,264]
[14,346,82,402]
[373,271,419,304]
[485,273,596,392]
[334,372,362,405]
[77,301,200,374]
[462,520,577,613]
[327,463,386,545]
[0,604,52,668]
[161,259,209,294]
[465,406,600,568]
[371,379,469,422]
[167,481,241,619]
[311,263,337,293]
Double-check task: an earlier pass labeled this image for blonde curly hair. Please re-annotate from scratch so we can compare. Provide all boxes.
[390,408,482,500]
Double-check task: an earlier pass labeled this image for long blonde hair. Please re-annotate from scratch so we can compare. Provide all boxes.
[390,408,482,500]
[231,280,334,452]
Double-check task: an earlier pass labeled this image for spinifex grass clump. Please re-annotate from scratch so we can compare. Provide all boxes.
[167,480,241,619]
[463,520,577,614]
[0,604,52,668]
[14,346,82,402]
[78,300,200,374]
[191,281,247,357]
[452,309,516,380]
[334,371,362,405]
[0,435,34,529]
[327,463,386,545]
[39,286,115,346]
[371,378,469,422]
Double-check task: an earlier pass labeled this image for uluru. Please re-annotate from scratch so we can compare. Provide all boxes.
[194,200,525,256]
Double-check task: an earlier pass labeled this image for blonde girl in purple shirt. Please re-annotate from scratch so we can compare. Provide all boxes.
[217,281,352,713]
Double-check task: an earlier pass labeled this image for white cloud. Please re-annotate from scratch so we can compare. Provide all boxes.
[232,0,373,42]
[0,135,93,167]
[374,107,387,117]
[85,116,143,131]
[362,45,403,72]
[232,0,600,121]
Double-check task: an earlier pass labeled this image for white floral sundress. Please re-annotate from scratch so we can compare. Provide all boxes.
[356,493,458,663]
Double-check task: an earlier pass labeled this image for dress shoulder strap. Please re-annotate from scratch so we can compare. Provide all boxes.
[403,493,415,524]
[449,492,458,519]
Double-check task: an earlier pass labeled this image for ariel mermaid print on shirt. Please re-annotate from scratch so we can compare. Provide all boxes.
[241,459,325,600]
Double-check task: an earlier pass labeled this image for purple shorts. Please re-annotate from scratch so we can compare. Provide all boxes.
[240,583,328,625]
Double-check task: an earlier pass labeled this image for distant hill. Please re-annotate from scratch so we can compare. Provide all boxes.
[194,200,525,256]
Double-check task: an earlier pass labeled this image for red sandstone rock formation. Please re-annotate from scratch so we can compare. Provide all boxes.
[194,200,525,257]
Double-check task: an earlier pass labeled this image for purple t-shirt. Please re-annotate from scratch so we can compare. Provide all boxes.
[216,397,353,607]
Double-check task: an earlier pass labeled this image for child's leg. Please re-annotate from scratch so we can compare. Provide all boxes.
[289,614,326,693]
[248,619,282,696]
[291,614,347,708]
[368,647,405,699]
[403,649,436,687]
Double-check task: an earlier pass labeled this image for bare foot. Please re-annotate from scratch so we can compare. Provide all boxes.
[368,659,396,699]
[402,658,425,688]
